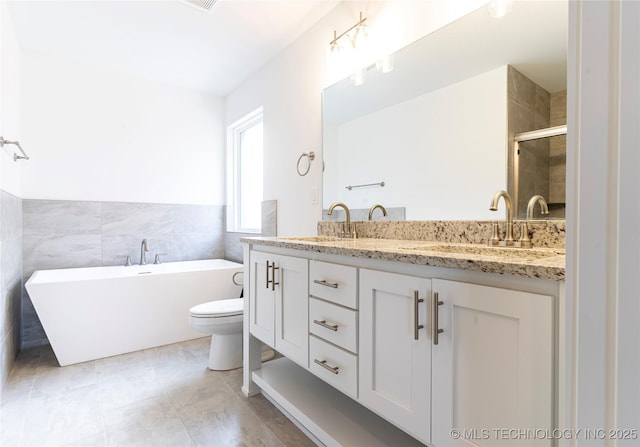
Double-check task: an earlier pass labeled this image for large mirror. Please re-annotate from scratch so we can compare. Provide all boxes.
[322,1,567,221]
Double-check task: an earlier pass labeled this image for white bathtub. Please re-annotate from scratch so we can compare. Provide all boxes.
[25,259,243,366]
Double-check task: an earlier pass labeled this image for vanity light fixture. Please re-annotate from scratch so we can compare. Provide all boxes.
[328,11,368,55]
[181,0,217,12]
[488,0,513,18]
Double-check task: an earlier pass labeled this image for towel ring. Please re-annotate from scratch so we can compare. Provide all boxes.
[296,151,315,176]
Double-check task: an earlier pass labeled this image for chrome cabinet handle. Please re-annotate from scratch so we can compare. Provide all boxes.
[271,264,279,291]
[265,260,271,289]
[313,279,339,289]
[433,292,444,345]
[413,290,424,340]
[313,319,339,331]
[265,261,280,291]
[314,359,339,375]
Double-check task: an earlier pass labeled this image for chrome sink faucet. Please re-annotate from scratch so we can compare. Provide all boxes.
[518,195,549,248]
[140,239,149,265]
[489,190,515,245]
[328,202,355,238]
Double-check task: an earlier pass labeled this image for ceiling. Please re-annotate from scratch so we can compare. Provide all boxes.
[6,0,341,96]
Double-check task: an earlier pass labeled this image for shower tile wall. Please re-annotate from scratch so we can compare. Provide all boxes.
[549,90,567,215]
[22,200,225,347]
[1,190,23,390]
[507,66,551,217]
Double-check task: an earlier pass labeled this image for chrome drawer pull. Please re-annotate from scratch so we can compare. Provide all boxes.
[314,359,339,374]
[433,291,444,345]
[271,265,279,291]
[413,290,424,340]
[265,261,280,290]
[313,319,339,331]
[313,279,339,289]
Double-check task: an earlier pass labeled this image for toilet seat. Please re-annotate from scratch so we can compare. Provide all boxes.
[189,298,243,318]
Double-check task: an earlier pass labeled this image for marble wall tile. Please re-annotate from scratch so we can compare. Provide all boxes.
[102,202,173,235]
[1,191,23,391]
[2,191,23,241]
[322,207,406,223]
[23,200,100,236]
[173,204,222,234]
[225,200,278,263]
[174,232,224,262]
[23,234,102,278]
[1,238,22,290]
[224,233,246,264]
[261,200,277,237]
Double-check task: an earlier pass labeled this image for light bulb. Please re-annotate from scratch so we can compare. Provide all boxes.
[350,68,366,86]
[376,54,394,74]
[351,24,368,49]
[488,0,513,18]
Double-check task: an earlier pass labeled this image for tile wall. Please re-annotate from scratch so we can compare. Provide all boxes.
[549,90,567,213]
[224,200,277,263]
[1,190,23,389]
[507,66,567,219]
[21,200,225,347]
[322,207,406,226]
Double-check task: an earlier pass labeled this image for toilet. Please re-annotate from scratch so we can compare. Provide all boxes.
[189,298,275,370]
[189,298,244,370]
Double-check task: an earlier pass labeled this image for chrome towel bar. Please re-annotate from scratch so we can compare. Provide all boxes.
[346,181,385,190]
[0,136,30,161]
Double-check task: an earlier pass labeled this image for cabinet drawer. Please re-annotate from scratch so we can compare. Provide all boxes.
[309,335,358,398]
[309,260,357,309]
[309,298,357,353]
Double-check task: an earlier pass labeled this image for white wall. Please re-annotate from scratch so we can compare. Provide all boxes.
[324,66,507,220]
[225,0,487,236]
[20,49,225,205]
[566,0,640,439]
[0,2,23,195]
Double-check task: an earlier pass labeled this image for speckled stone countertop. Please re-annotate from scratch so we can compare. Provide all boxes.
[242,236,565,281]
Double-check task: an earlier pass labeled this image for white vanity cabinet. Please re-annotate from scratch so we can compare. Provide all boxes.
[431,279,554,447]
[244,242,562,447]
[248,250,309,367]
[359,269,432,444]
[308,261,359,398]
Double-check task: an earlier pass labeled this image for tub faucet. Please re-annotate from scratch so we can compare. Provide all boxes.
[140,239,149,265]
[489,190,515,245]
[327,202,354,238]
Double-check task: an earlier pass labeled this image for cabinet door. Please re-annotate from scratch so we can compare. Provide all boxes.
[431,279,553,447]
[359,269,431,444]
[274,254,309,367]
[248,251,275,346]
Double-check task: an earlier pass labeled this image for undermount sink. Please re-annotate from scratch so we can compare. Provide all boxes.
[399,244,564,259]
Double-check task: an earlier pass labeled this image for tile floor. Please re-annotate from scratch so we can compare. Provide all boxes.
[0,338,316,447]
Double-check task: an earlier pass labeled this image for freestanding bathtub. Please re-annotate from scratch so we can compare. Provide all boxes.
[25,259,243,366]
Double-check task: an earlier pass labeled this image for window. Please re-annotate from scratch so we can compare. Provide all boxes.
[226,108,263,233]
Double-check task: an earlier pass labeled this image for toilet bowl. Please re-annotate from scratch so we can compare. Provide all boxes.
[189,298,244,370]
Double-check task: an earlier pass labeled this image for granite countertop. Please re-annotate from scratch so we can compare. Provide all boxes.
[241,236,566,281]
